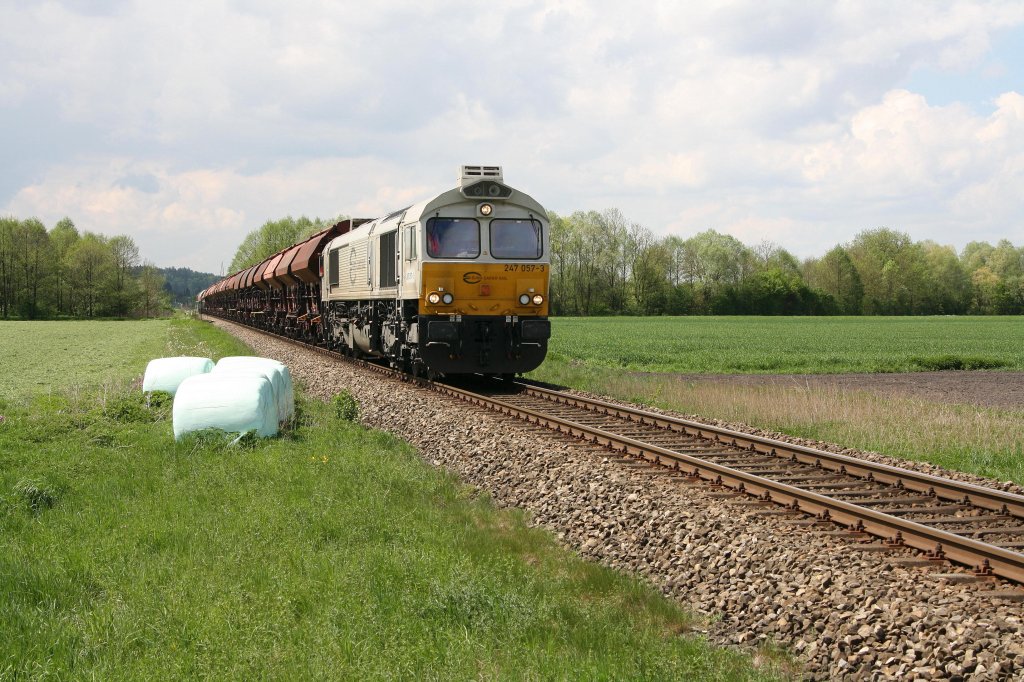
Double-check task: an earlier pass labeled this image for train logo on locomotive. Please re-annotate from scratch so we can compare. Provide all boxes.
[197,165,552,378]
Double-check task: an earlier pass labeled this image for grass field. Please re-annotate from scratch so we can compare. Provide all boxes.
[0,318,248,399]
[545,316,1024,374]
[0,321,168,397]
[0,318,776,679]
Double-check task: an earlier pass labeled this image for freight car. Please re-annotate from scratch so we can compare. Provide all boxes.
[199,165,551,377]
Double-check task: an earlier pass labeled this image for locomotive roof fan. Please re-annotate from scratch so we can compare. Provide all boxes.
[458,164,513,200]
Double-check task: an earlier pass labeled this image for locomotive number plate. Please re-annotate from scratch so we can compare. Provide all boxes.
[503,264,546,272]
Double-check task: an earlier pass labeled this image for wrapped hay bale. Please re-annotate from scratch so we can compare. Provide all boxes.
[211,366,286,425]
[214,357,295,422]
[172,373,278,440]
[142,357,214,395]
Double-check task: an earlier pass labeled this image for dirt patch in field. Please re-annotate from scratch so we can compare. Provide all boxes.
[668,370,1024,411]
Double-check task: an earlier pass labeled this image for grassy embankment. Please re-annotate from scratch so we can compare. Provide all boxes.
[530,316,1024,485]
[0,317,778,679]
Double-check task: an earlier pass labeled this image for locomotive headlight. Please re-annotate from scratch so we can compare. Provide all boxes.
[532,294,544,305]
[519,294,530,305]
[478,202,494,217]
[428,292,441,304]
[441,292,454,305]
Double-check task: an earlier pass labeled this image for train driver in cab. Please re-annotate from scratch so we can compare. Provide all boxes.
[428,218,480,258]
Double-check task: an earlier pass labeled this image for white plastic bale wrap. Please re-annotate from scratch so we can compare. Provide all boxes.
[172,374,279,440]
[214,357,295,422]
[211,366,286,425]
[142,357,214,396]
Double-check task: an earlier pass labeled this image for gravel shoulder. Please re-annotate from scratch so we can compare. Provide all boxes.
[660,371,1024,412]
[212,319,1024,680]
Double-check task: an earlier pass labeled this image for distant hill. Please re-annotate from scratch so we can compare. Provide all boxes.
[159,267,220,306]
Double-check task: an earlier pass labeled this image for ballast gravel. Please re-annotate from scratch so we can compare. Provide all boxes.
[213,320,1024,681]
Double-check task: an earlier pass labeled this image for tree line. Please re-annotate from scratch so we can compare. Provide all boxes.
[6,208,1021,320]
[0,216,171,319]
[549,209,1024,316]
[161,267,221,307]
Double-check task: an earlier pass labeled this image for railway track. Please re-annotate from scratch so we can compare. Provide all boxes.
[205,314,1024,587]
[454,379,1024,586]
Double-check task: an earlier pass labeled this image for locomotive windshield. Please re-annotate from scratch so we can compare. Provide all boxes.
[426,218,480,259]
[490,219,542,259]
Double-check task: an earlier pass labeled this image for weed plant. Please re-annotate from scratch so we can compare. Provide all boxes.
[0,318,778,679]
[332,390,359,421]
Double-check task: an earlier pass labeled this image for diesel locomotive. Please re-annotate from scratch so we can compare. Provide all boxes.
[198,165,552,377]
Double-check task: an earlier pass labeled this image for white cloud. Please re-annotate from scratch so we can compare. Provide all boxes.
[4,157,435,271]
[2,0,1024,271]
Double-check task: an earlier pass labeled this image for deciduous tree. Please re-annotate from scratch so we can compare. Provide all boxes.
[804,246,863,314]
[108,235,141,316]
[137,263,171,317]
[50,217,80,316]
[15,218,50,319]
[0,216,17,318]
[67,233,113,318]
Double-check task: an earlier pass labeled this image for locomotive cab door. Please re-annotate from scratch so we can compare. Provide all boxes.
[400,223,419,296]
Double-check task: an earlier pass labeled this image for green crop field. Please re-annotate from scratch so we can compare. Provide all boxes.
[542,316,1024,374]
[0,318,777,679]
[0,320,172,397]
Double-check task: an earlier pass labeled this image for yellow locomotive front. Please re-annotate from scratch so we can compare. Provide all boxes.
[409,167,551,375]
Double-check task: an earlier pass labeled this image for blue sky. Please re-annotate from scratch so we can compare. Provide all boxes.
[903,23,1024,108]
[2,1,1023,273]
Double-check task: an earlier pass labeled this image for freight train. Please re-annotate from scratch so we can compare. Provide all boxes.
[198,165,551,377]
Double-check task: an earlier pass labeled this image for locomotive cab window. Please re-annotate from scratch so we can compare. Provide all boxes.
[426,218,480,259]
[379,230,397,288]
[490,219,543,259]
